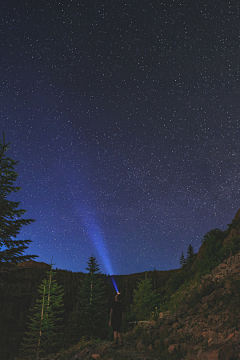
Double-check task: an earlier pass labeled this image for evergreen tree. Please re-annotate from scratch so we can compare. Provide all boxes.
[132,273,157,320]
[179,251,186,268]
[20,263,64,359]
[197,228,226,274]
[77,255,107,339]
[0,133,37,263]
[186,244,194,263]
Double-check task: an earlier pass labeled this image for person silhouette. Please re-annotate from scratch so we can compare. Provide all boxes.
[109,292,124,348]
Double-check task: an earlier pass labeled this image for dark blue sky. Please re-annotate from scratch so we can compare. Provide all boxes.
[1,0,240,274]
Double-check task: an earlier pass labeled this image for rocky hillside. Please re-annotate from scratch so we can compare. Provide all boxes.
[35,249,240,360]
[147,251,240,359]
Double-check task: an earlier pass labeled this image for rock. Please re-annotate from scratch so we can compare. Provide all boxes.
[178,317,185,325]
[174,309,182,319]
[95,344,108,356]
[146,320,156,327]
[179,304,189,313]
[193,330,204,339]
[204,274,213,279]
[219,344,235,360]
[207,314,220,325]
[208,330,218,340]
[172,321,180,329]
[158,311,164,319]
[231,330,240,343]
[74,348,89,359]
[168,344,179,354]
[217,263,227,269]
[154,338,161,347]
[208,338,213,345]
[187,308,194,315]
[202,331,209,339]
[163,314,176,325]
[227,326,236,335]
[158,310,171,320]
[180,343,193,352]
[91,354,101,359]
[164,335,180,346]
[225,332,235,343]
[202,292,216,304]
[148,344,153,351]
[197,348,220,360]
[136,340,145,351]
[158,324,171,333]
[202,302,208,309]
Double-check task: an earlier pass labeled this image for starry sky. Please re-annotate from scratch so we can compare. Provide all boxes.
[1,0,240,275]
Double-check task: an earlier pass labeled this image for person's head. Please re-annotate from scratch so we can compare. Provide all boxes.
[116,292,121,301]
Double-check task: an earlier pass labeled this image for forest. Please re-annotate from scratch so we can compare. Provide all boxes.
[0,258,176,359]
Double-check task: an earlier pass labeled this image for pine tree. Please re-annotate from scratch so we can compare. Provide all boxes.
[179,251,186,267]
[0,133,37,263]
[186,244,194,263]
[77,255,107,339]
[20,263,64,359]
[133,273,157,320]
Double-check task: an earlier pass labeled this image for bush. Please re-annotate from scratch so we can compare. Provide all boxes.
[220,236,240,259]
[196,228,226,275]
[132,274,158,320]
[166,268,192,294]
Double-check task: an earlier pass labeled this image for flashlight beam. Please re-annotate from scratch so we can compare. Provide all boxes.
[111,276,119,293]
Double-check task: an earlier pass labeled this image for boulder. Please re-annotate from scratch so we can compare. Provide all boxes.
[163,314,176,325]
[158,311,171,320]
[91,354,101,360]
[225,332,235,343]
[164,335,180,347]
[158,324,171,333]
[219,344,235,360]
[197,348,220,360]
[172,321,180,329]
[202,292,216,304]
[168,344,179,354]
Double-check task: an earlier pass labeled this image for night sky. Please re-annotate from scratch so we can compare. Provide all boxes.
[1,0,240,275]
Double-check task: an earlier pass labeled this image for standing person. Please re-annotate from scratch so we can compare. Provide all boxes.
[109,292,124,348]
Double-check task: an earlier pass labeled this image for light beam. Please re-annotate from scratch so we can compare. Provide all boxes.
[111,276,119,293]
[79,206,115,275]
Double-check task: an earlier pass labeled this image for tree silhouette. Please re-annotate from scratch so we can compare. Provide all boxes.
[179,251,186,268]
[77,255,107,339]
[0,133,37,263]
[133,273,157,320]
[186,244,194,264]
[20,263,64,359]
